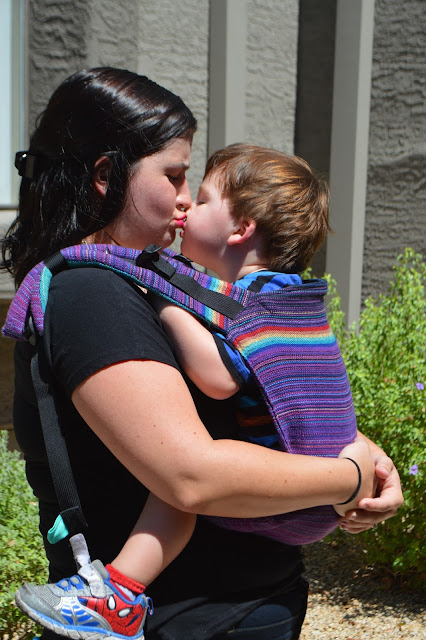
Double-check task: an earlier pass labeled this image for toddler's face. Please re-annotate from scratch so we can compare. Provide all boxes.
[180,173,237,274]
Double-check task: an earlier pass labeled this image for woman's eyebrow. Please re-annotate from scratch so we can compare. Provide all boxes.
[169,162,190,171]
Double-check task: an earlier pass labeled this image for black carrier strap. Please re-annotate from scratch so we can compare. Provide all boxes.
[30,307,88,541]
[44,251,68,275]
[136,249,244,319]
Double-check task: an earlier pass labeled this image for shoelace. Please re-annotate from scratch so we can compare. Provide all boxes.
[56,573,86,592]
[56,564,107,599]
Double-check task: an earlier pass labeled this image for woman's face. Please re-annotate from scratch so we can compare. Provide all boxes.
[107,137,192,250]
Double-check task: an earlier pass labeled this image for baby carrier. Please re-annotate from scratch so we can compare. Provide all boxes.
[3,243,357,546]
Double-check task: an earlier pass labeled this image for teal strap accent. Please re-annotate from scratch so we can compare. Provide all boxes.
[47,514,69,544]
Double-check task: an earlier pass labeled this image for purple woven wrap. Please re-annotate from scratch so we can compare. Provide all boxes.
[2,244,251,339]
[2,243,357,546]
[210,283,357,544]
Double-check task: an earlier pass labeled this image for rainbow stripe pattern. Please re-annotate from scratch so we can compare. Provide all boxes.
[3,244,357,546]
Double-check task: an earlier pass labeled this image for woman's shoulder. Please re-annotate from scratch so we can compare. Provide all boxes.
[49,266,153,315]
[45,266,178,394]
[51,265,140,296]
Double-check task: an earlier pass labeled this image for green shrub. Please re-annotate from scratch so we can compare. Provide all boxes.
[0,430,47,639]
[326,248,425,578]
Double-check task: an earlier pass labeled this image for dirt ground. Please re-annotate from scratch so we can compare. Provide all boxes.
[300,535,425,640]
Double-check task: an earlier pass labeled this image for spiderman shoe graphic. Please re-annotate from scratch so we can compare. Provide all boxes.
[15,535,153,640]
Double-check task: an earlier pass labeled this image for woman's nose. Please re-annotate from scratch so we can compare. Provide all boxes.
[176,178,192,211]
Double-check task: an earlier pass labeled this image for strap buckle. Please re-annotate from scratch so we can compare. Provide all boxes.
[136,245,176,279]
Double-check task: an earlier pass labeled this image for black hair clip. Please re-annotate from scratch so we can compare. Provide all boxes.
[15,151,37,179]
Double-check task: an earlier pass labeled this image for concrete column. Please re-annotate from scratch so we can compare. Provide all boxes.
[326,0,375,326]
[208,0,248,154]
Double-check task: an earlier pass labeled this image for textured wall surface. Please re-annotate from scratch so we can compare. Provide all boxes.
[362,0,426,299]
[28,0,91,130]
[294,0,336,177]
[246,0,299,153]
[137,0,210,202]
[87,0,140,69]
[27,0,299,198]
[294,0,336,277]
[28,0,140,130]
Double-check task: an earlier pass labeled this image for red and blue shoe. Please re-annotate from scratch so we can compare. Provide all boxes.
[15,542,153,640]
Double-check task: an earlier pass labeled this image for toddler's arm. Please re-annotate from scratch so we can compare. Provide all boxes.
[153,298,240,399]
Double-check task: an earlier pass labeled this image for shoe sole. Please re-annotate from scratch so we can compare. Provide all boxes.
[15,590,145,640]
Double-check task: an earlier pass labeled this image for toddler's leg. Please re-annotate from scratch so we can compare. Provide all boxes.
[15,534,152,640]
[112,492,197,587]
[15,496,196,639]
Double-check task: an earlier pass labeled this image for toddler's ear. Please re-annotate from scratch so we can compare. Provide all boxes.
[92,156,112,197]
[227,219,257,245]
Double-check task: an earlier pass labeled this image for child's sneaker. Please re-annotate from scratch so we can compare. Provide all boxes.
[15,536,153,640]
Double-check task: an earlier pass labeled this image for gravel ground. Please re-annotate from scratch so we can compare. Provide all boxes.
[299,535,425,640]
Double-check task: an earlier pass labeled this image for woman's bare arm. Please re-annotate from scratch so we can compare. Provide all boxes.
[72,359,374,518]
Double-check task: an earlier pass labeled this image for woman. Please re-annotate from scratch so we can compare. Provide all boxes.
[1,68,402,640]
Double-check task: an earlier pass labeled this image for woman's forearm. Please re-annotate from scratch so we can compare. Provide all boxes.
[174,438,369,517]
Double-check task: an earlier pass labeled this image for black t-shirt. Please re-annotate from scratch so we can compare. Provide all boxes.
[13,268,304,640]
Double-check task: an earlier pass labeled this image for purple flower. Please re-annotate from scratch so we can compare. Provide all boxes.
[416,382,424,390]
[409,465,418,476]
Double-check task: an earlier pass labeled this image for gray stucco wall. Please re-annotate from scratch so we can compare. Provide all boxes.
[362,0,426,299]
[246,0,299,153]
[28,0,140,132]
[27,0,300,201]
[28,0,90,131]
[294,0,336,277]
[134,0,299,193]
[135,0,210,200]
[17,0,426,299]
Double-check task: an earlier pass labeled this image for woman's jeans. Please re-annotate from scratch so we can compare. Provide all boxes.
[214,577,309,640]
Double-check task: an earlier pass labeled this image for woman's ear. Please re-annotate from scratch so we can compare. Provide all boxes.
[227,219,257,246]
[92,156,112,197]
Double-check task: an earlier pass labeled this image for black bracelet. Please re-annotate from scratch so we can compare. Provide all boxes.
[337,457,362,505]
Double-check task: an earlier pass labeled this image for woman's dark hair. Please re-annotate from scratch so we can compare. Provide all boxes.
[1,67,197,286]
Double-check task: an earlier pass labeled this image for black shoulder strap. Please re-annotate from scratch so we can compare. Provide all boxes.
[136,249,245,320]
[31,335,87,541]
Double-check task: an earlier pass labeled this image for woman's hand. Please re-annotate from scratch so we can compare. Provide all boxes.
[333,437,376,517]
[338,454,404,534]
